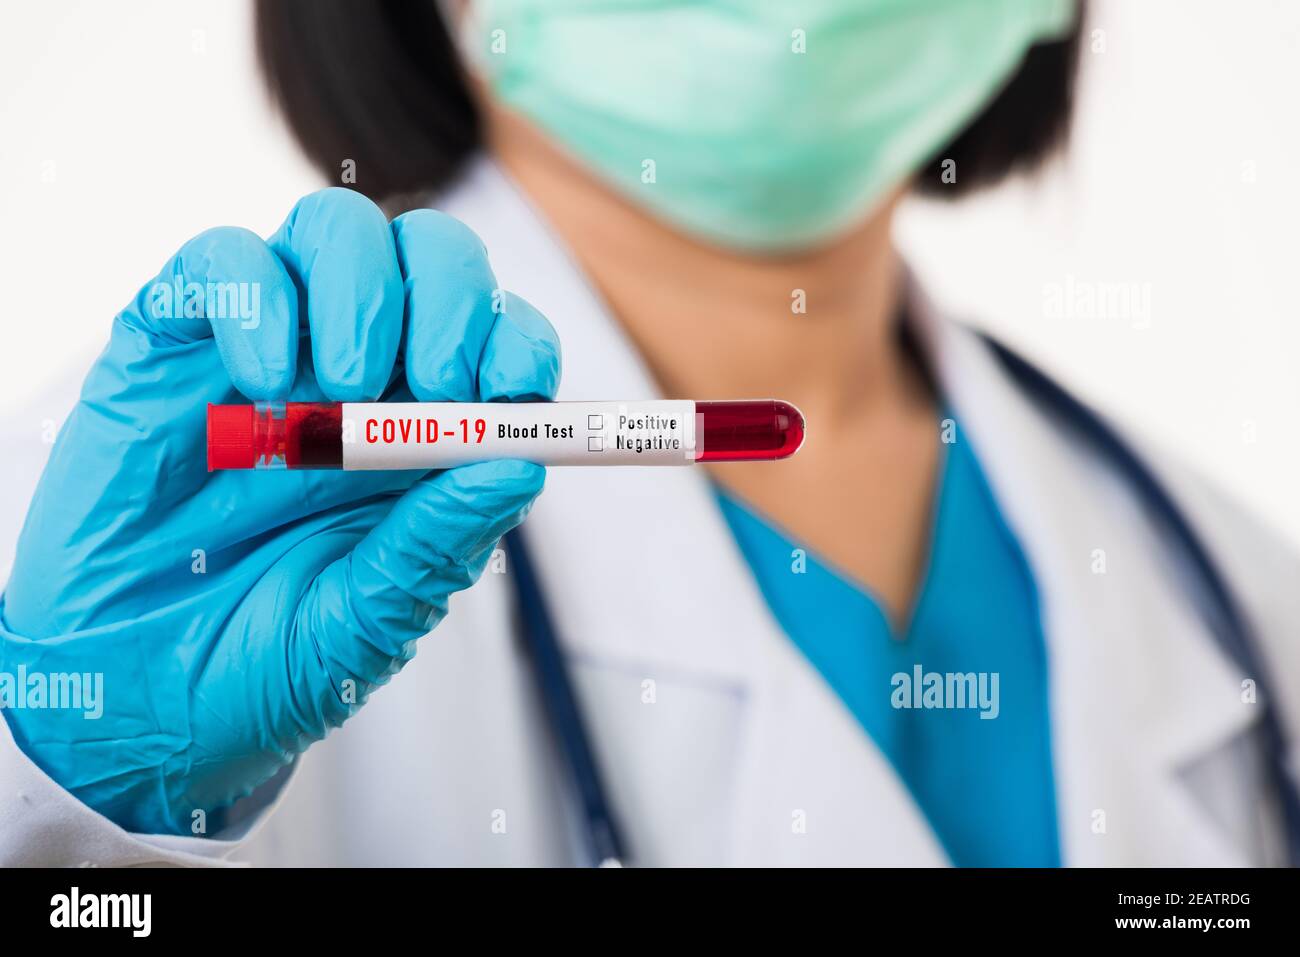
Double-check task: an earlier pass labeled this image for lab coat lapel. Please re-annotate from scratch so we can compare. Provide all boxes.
[440,160,758,684]
[437,160,947,865]
[910,284,1258,866]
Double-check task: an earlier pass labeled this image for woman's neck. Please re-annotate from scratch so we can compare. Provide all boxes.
[488,106,915,427]
[487,105,943,623]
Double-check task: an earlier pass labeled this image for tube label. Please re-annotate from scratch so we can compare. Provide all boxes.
[340,401,697,469]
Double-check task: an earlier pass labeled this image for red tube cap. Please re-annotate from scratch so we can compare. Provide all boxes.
[207,403,255,471]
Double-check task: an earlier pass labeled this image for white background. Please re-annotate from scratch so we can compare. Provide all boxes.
[2,0,1298,543]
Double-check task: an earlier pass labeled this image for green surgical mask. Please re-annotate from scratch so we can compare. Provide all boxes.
[463,0,1075,253]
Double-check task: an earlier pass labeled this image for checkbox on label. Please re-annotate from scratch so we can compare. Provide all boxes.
[588,414,604,429]
[588,436,604,452]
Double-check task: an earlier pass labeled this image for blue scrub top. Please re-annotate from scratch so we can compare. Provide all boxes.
[715,422,1061,867]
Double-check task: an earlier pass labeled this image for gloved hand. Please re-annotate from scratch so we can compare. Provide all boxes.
[0,188,560,836]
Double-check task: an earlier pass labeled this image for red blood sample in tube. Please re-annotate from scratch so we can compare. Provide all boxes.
[695,400,805,462]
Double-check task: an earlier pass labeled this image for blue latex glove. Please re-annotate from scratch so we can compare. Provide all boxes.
[0,189,561,836]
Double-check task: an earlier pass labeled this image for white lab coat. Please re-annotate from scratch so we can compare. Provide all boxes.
[2,159,1297,867]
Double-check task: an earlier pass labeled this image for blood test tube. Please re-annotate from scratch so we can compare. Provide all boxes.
[208,400,803,470]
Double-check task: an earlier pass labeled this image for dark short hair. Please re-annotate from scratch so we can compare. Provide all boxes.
[256,0,1084,210]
